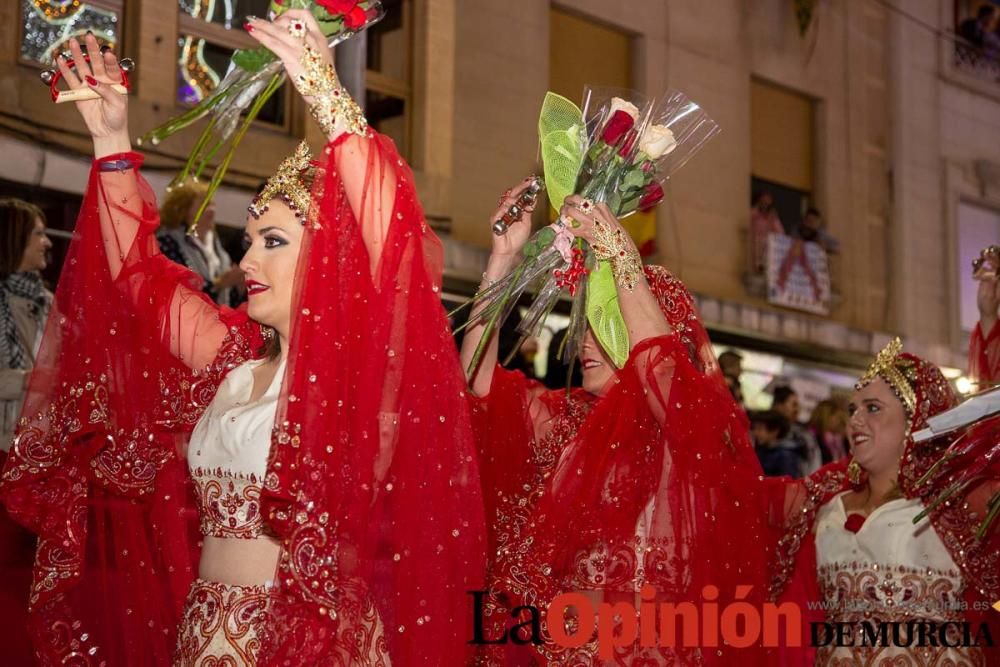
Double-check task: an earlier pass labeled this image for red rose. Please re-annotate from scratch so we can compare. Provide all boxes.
[638,182,664,212]
[317,0,360,13]
[601,110,634,146]
[344,5,367,28]
[618,129,638,157]
[843,513,866,534]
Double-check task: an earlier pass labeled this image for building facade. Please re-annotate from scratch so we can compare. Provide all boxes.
[2,0,999,396]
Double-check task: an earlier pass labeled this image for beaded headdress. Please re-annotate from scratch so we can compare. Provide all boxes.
[248,141,316,221]
[856,337,955,433]
[857,338,917,418]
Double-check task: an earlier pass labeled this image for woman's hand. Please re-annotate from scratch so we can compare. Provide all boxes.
[245,10,335,107]
[559,195,638,255]
[490,178,538,259]
[56,33,130,157]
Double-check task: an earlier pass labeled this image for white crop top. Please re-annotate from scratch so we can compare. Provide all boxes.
[187,358,285,539]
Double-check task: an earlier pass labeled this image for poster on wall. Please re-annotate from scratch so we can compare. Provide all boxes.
[766,234,831,315]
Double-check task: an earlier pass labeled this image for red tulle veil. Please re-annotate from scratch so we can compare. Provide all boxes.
[0,130,485,665]
[471,266,771,665]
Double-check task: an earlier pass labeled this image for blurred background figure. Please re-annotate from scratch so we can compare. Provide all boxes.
[969,247,1000,387]
[156,179,244,307]
[718,349,745,406]
[749,190,784,274]
[750,409,798,477]
[807,397,849,465]
[771,385,822,476]
[1,198,52,451]
[959,3,998,54]
[0,197,51,665]
[795,207,840,255]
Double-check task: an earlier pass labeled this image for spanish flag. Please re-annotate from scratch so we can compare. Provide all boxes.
[621,208,657,257]
[548,206,658,257]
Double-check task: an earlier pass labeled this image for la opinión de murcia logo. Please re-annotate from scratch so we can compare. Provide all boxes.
[469,587,997,658]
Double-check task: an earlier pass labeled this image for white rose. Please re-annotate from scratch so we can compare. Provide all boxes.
[639,124,677,159]
[607,97,640,121]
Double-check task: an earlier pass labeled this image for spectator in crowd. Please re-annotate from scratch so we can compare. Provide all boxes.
[719,349,743,379]
[725,375,744,407]
[1,199,52,452]
[807,398,849,464]
[959,4,997,51]
[795,207,840,255]
[749,191,784,274]
[970,245,1000,385]
[771,385,823,476]
[750,410,798,477]
[0,197,51,664]
[543,326,583,389]
[156,179,244,307]
[718,349,745,405]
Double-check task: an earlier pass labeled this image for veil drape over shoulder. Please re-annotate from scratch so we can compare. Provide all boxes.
[472,267,770,665]
[0,131,485,665]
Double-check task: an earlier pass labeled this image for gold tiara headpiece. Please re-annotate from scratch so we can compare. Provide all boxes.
[857,337,917,416]
[248,141,315,221]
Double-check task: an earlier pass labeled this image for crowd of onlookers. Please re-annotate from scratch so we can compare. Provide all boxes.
[720,349,851,479]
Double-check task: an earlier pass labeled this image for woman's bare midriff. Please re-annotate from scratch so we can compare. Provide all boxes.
[198,535,282,586]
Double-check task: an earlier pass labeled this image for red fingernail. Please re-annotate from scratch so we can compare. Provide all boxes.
[85,75,97,85]
[275,0,283,4]
[244,23,253,31]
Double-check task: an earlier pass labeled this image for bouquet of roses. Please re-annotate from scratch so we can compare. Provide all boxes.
[457,87,719,377]
[139,0,385,229]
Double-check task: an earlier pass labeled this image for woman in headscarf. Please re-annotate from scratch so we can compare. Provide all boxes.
[0,11,483,666]
[765,339,1000,665]
[463,191,769,665]
[0,197,53,665]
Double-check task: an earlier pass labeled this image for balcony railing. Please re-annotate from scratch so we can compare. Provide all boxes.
[953,42,1000,84]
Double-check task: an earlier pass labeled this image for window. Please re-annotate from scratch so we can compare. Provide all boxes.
[549,7,632,101]
[750,78,815,234]
[364,0,412,157]
[548,7,650,247]
[19,0,122,66]
[957,202,1000,333]
[177,0,287,126]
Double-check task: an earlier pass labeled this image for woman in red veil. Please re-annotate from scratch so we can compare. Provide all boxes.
[462,192,770,665]
[764,340,1000,666]
[0,11,484,666]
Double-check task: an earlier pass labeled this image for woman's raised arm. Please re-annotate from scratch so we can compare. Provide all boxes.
[60,34,232,369]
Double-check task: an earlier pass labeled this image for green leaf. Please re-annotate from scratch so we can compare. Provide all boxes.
[523,226,555,258]
[619,194,642,215]
[607,190,623,216]
[271,0,310,12]
[622,168,645,190]
[316,17,346,37]
[232,47,276,73]
[586,260,630,368]
[538,92,585,211]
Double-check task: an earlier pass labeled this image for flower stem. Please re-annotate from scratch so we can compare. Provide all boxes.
[467,262,526,377]
[190,72,283,231]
